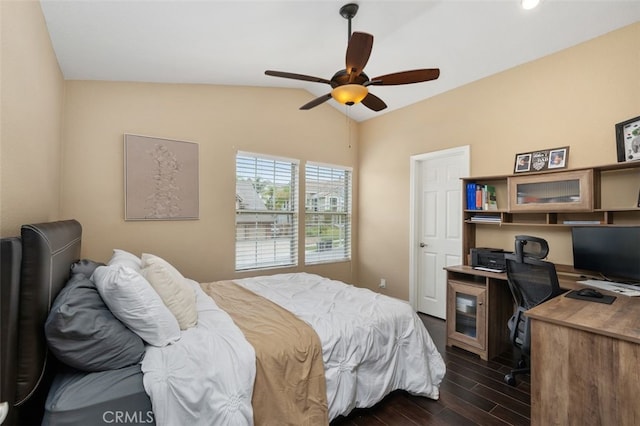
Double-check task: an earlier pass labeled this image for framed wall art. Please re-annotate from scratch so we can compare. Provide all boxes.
[615,115,640,162]
[124,134,199,220]
[514,146,569,173]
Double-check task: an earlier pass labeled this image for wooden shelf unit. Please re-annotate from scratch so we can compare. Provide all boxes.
[462,161,640,266]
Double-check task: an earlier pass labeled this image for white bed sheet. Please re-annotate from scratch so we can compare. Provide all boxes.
[234,272,446,420]
[141,280,256,426]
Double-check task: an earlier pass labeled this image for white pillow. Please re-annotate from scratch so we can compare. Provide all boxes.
[140,253,198,330]
[108,249,142,272]
[92,264,181,347]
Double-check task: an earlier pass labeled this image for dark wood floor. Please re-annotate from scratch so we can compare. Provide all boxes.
[331,314,531,426]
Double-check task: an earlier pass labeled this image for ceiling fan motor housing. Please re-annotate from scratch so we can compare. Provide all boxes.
[330,70,369,88]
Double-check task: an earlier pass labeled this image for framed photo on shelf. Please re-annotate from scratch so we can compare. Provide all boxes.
[513,146,569,173]
[548,147,568,169]
[514,153,531,173]
[615,115,640,162]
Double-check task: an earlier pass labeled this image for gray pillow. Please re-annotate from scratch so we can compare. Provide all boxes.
[45,273,145,371]
[70,258,105,277]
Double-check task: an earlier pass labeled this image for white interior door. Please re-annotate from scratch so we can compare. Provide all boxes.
[410,146,469,319]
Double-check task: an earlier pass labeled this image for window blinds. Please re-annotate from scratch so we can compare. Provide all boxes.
[235,152,298,271]
[305,163,352,264]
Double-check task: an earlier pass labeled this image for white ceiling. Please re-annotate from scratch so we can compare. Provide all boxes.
[40,0,640,122]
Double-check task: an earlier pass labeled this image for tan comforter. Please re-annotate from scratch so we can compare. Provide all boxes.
[200,280,328,426]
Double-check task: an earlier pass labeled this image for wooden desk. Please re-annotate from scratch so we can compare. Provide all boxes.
[526,288,640,425]
[445,264,640,423]
[443,265,590,361]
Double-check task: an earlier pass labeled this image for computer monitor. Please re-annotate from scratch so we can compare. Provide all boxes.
[571,226,640,283]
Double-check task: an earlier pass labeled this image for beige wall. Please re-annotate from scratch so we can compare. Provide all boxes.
[358,23,640,300]
[60,81,359,284]
[1,0,64,236]
[1,4,637,301]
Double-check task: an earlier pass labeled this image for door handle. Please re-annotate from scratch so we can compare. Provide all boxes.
[420,242,426,248]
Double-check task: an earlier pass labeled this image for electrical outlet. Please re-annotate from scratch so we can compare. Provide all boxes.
[379,278,386,288]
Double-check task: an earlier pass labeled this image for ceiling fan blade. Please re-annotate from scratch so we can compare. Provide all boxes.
[361,93,387,112]
[300,93,332,110]
[265,70,331,85]
[345,32,374,81]
[370,69,440,86]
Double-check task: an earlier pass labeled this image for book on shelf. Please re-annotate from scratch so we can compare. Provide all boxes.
[466,183,477,210]
[562,220,601,225]
[484,185,497,210]
[466,183,498,211]
[470,215,502,223]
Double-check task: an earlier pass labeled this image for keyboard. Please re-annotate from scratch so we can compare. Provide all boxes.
[578,279,640,297]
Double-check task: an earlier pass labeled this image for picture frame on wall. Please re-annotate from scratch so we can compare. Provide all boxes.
[124,134,199,220]
[615,115,640,162]
[513,146,569,173]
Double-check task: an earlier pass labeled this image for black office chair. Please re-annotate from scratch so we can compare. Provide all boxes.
[503,235,564,386]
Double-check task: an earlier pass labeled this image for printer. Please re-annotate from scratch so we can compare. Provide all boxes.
[470,248,511,272]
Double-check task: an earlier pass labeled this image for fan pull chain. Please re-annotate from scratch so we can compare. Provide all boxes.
[345,105,352,149]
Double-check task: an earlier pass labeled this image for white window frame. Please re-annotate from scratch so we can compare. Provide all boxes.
[235,151,299,271]
[304,162,352,265]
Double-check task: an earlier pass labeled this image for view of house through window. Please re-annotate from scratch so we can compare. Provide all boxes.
[305,163,352,264]
[235,152,298,271]
[235,154,351,270]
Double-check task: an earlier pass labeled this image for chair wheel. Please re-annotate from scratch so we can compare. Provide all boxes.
[517,359,527,368]
[504,374,516,386]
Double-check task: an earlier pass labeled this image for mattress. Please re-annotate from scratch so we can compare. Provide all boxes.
[42,365,154,426]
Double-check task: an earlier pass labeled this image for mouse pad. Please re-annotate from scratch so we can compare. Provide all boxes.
[565,290,616,304]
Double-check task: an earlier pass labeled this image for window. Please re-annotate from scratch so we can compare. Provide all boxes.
[305,163,352,264]
[235,152,298,271]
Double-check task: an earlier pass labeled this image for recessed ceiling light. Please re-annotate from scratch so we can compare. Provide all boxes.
[522,0,541,10]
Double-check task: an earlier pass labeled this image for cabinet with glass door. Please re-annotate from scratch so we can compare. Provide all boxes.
[445,266,513,361]
[447,280,486,354]
[508,169,594,212]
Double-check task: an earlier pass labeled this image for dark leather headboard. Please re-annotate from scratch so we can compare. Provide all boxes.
[15,220,82,424]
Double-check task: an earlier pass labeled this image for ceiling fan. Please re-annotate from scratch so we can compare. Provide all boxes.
[265,3,440,112]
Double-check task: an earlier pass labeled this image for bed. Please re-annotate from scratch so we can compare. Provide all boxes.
[0,219,445,425]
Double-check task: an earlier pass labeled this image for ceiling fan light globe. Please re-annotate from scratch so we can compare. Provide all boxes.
[331,84,368,105]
